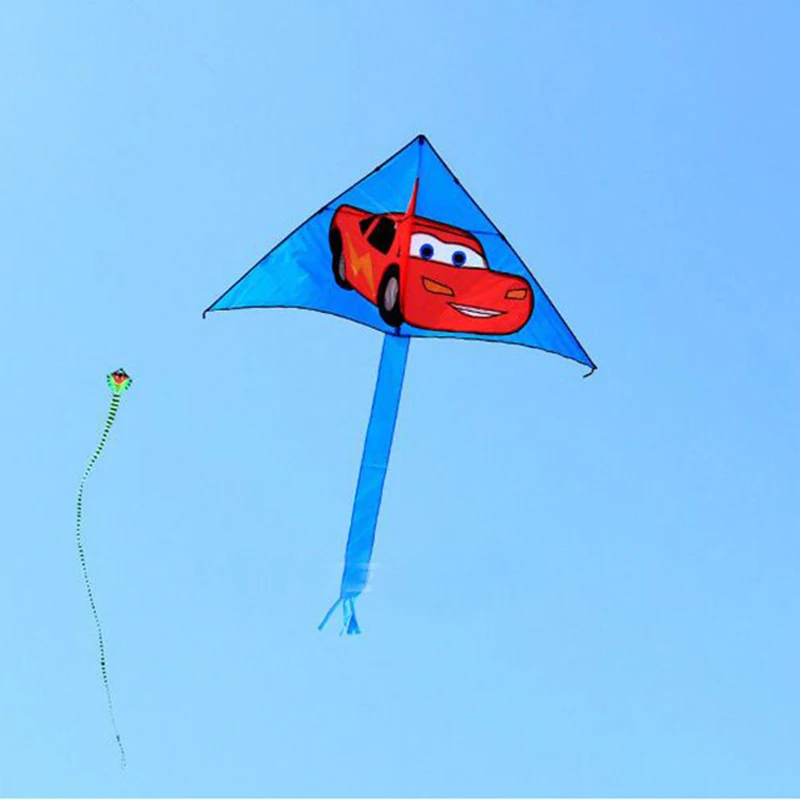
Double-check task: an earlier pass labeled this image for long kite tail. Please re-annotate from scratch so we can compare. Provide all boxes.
[319,334,410,635]
[77,370,131,768]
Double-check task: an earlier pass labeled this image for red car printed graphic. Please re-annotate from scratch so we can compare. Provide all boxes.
[329,187,533,335]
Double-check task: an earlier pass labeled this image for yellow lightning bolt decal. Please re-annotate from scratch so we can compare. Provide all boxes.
[345,238,376,295]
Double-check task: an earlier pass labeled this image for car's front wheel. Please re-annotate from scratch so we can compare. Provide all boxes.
[329,228,351,289]
[377,265,403,328]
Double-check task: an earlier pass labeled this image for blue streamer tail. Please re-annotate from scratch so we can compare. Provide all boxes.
[319,333,410,634]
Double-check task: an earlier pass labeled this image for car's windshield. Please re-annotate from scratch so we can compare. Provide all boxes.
[410,232,487,268]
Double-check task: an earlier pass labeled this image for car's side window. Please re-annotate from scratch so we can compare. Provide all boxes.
[367,216,396,254]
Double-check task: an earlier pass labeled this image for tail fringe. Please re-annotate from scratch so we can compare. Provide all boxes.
[318,595,362,636]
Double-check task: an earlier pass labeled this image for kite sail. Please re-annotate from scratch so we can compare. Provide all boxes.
[76,368,131,765]
[205,135,595,633]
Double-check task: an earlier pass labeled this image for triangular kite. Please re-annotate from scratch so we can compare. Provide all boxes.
[206,135,595,633]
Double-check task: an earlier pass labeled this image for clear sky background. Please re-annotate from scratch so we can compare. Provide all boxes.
[1,1,799,796]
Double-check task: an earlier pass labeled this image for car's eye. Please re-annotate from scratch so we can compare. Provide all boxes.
[451,245,486,269]
[411,233,440,261]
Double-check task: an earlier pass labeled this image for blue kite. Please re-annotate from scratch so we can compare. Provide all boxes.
[205,135,595,634]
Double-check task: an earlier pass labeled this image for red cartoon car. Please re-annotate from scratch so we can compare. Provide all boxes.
[329,190,533,335]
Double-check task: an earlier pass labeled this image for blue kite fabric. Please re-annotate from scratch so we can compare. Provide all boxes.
[205,135,595,633]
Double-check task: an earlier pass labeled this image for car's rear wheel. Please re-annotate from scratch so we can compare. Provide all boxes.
[377,265,403,328]
[329,228,351,289]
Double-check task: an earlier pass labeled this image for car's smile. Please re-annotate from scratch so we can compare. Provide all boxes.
[449,302,506,319]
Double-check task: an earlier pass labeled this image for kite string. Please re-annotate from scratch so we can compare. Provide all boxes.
[76,392,127,769]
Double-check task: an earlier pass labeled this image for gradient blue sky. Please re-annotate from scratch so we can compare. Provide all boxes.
[2,1,799,796]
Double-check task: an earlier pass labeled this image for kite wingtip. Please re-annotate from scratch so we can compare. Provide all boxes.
[582,365,597,378]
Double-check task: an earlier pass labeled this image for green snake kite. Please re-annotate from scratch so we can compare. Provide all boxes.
[76,369,132,768]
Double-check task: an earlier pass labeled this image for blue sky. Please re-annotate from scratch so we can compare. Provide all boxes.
[1,0,799,796]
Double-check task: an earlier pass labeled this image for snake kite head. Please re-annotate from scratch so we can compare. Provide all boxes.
[107,369,132,395]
